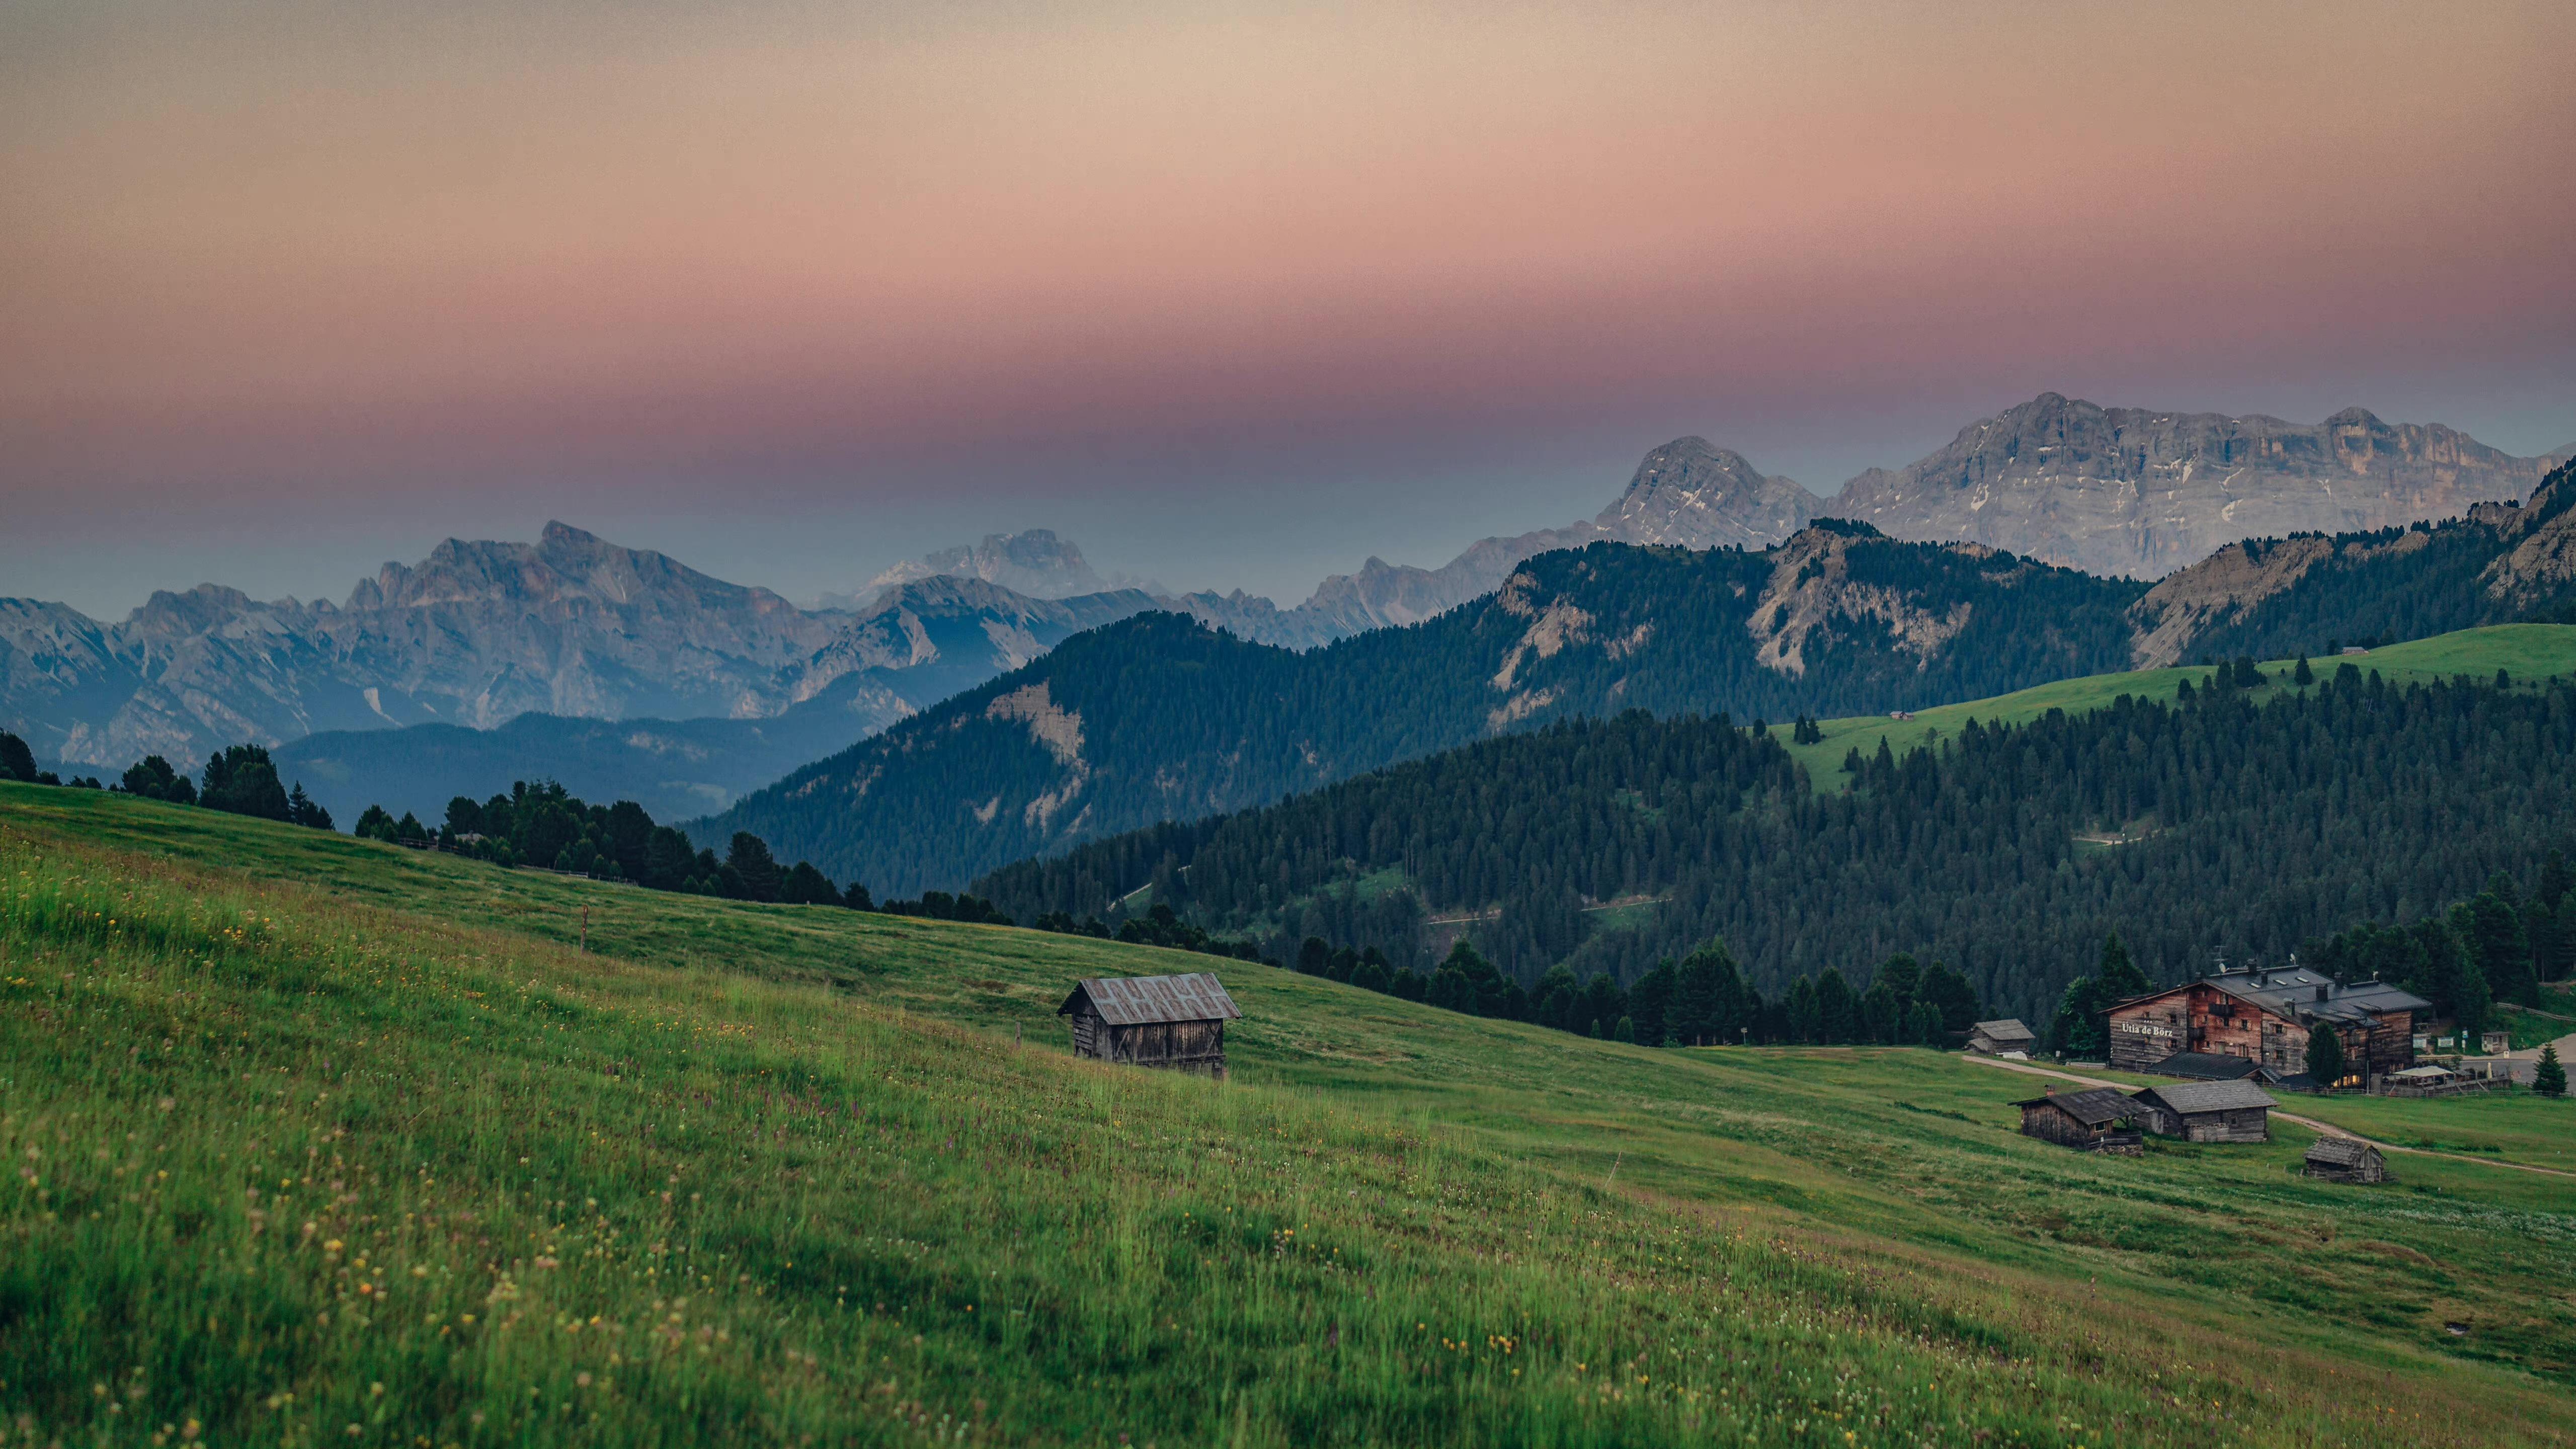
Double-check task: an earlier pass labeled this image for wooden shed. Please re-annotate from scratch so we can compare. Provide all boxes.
[2303,1137,2390,1183]
[2014,1087,2142,1153]
[2128,1079,2276,1143]
[1058,973,1241,1079]
[1969,1019,2037,1057]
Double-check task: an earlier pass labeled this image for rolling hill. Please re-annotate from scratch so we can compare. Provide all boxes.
[3,786,2570,1445]
[973,625,2576,1020]
[701,456,2576,900]
[699,525,2155,896]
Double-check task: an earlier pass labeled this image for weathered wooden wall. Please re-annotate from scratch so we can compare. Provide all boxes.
[2178,1106,2270,1144]
[2108,998,2188,1070]
[2019,1103,2088,1147]
[2358,1012,2413,1076]
[1068,1011,1228,1076]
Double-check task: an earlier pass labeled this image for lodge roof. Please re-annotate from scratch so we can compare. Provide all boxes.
[2014,1087,2135,1127]
[2114,968,2429,1027]
[1972,1018,2036,1042]
[1057,973,1242,1027]
[2132,1079,2276,1115]
[2147,1051,2258,1081]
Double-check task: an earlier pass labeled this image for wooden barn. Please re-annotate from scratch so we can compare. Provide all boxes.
[2128,1079,2276,1143]
[1969,1019,2037,1056]
[2014,1087,2142,1153]
[2106,963,2425,1082]
[2303,1138,2391,1183]
[1057,973,1241,1079]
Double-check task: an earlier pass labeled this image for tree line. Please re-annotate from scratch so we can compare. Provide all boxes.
[1,734,335,830]
[980,663,2576,1026]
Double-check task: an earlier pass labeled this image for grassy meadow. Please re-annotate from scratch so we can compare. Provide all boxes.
[4,784,2575,1446]
[1766,623,2576,791]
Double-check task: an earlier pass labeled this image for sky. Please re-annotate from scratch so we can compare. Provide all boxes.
[5,0,2574,618]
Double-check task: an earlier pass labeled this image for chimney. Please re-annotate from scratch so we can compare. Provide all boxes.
[2316,984,2329,1003]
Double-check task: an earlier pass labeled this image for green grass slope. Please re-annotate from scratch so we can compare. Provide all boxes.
[1768,623,2576,791]
[5,785,2574,1446]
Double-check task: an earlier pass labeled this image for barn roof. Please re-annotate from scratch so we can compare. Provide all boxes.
[2304,1137,2380,1167]
[2133,1079,2276,1114]
[1973,1018,2036,1042]
[2014,1087,2134,1126]
[1058,973,1242,1026]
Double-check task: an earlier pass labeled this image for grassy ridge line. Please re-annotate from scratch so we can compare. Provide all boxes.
[1,811,2351,1449]
[5,789,2574,1443]
[1766,623,2576,790]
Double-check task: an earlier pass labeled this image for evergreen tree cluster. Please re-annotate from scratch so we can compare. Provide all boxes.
[356,779,892,911]
[1041,902,1269,964]
[0,733,334,830]
[1277,930,1982,1051]
[982,667,2576,1025]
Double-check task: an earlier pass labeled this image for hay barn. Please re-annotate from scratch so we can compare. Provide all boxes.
[2014,1087,2142,1153]
[1058,973,1240,1078]
[2303,1138,2391,1183]
[1969,1019,2036,1056]
[2128,1079,2276,1143]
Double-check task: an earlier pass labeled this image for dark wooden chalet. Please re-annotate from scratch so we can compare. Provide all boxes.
[1058,973,1241,1079]
[2128,1079,2275,1143]
[2014,1087,2142,1153]
[1968,1019,2037,1056]
[2106,963,2425,1082]
[2303,1138,2391,1183]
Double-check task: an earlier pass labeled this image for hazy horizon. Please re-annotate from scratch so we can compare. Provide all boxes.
[8,0,2574,618]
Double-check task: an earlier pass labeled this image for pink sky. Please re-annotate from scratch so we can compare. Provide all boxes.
[5,0,2573,614]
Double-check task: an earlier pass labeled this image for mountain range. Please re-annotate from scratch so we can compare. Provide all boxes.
[703,455,2576,898]
[851,397,2562,646]
[9,393,2562,808]
[0,525,1162,777]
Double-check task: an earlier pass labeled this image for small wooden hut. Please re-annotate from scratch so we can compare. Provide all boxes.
[1057,973,1241,1079]
[2303,1137,2390,1183]
[2013,1087,2142,1153]
[2128,1079,2276,1143]
[1968,1019,2037,1056]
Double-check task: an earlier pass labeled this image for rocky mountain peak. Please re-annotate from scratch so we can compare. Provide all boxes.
[844,529,1128,607]
[1592,437,1820,549]
[123,583,268,640]
[1821,393,2559,579]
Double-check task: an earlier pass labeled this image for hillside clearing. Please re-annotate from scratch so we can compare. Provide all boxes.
[1769,623,2576,791]
[4,786,2573,1445]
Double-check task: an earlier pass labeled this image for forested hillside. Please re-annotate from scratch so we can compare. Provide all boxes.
[980,662,2576,1024]
[705,526,2149,892]
[2129,456,2576,665]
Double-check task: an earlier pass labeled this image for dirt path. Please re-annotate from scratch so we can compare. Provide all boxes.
[1959,1054,2576,1180]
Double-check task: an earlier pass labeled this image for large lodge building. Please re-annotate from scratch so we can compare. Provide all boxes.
[2106,962,2428,1084]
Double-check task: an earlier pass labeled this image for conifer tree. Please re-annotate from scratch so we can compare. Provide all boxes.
[2535,1043,2565,1098]
[2304,1022,2346,1089]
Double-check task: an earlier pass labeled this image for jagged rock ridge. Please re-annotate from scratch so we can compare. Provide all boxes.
[1823,394,2558,579]
[0,523,1161,770]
